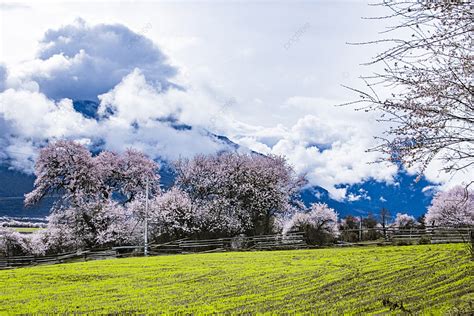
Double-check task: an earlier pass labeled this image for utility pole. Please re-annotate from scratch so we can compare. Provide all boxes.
[359,216,362,241]
[144,177,149,256]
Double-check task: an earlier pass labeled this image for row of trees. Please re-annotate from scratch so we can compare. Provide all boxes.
[339,186,474,243]
[1,141,472,256]
[1,141,324,256]
[347,1,473,181]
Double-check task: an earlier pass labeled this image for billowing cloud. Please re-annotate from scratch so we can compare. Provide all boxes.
[0,89,99,172]
[228,99,399,201]
[0,89,97,139]
[0,20,233,172]
[97,68,223,128]
[4,18,177,100]
[1,18,459,202]
[0,77,231,171]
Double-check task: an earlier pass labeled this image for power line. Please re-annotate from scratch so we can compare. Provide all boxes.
[0,196,58,200]
[0,197,25,200]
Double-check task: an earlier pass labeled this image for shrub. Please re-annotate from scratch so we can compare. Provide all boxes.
[418,236,431,245]
[394,239,412,246]
[284,203,339,246]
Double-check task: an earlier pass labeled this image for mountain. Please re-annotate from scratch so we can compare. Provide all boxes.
[0,100,436,221]
[0,163,435,221]
[73,100,101,119]
[0,166,54,219]
[300,172,434,220]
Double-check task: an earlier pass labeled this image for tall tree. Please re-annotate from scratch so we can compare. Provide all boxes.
[25,140,160,248]
[379,208,391,239]
[284,203,339,245]
[174,152,305,235]
[425,186,474,227]
[346,1,473,182]
[26,140,160,208]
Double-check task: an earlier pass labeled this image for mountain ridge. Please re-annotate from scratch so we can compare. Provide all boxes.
[0,100,435,221]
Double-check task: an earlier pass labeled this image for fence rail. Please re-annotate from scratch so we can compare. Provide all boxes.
[148,232,308,253]
[0,233,307,269]
[339,226,472,245]
[0,227,471,269]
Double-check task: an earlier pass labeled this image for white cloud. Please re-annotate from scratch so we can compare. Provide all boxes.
[0,15,466,200]
[0,89,97,138]
[2,18,177,100]
[0,88,99,171]
[226,98,398,200]
[0,75,231,170]
[0,20,235,172]
[347,193,361,202]
[0,65,6,92]
[420,155,473,191]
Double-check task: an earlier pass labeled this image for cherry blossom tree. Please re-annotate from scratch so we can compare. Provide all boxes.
[96,150,161,203]
[147,188,200,240]
[24,140,160,250]
[94,201,142,246]
[392,213,418,230]
[0,228,29,256]
[25,140,101,208]
[174,152,305,236]
[26,140,160,209]
[425,186,474,227]
[346,1,473,181]
[283,203,339,245]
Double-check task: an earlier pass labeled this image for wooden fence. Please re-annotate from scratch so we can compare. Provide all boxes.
[148,232,307,254]
[0,233,307,269]
[0,228,471,269]
[338,226,472,245]
[0,249,118,269]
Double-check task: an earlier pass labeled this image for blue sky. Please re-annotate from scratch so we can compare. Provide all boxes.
[0,1,469,208]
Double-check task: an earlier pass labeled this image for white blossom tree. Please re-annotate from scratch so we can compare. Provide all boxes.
[425,186,474,227]
[24,140,160,250]
[94,201,143,246]
[26,141,160,208]
[126,188,203,241]
[174,152,305,236]
[392,213,418,230]
[346,1,473,181]
[283,203,339,245]
[25,140,101,208]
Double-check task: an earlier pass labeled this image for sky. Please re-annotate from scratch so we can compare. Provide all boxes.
[0,0,469,203]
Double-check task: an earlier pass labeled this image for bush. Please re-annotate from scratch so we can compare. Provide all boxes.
[284,203,339,246]
[418,236,431,245]
[394,239,412,246]
[0,228,29,256]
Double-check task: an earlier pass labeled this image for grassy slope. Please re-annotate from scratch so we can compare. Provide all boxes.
[0,244,472,314]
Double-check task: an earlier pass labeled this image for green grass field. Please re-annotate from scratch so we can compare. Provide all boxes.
[0,244,472,314]
[10,227,42,233]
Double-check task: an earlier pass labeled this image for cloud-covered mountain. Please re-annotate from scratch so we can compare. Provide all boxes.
[0,19,445,221]
[0,159,435,220]
[0,98,435,220]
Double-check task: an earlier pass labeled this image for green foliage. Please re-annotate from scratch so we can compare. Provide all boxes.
[393,239,413,246]
[0,244,472,314]
[418,236,431,245]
